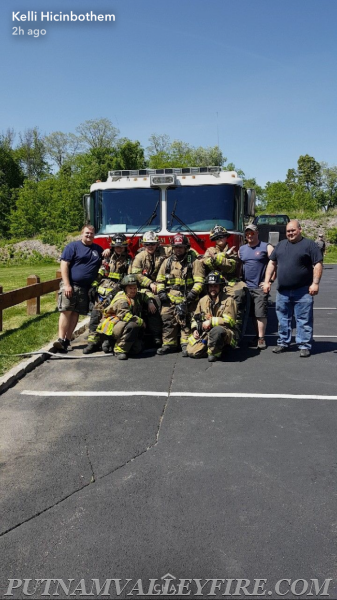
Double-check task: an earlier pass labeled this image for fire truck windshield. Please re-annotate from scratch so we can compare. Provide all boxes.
[94,188,161,234]
[167,184,237,232]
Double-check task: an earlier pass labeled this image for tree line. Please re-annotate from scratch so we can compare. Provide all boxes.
[1,118,336,241]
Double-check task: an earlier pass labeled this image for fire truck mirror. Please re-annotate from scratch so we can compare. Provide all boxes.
[244,188,256,218]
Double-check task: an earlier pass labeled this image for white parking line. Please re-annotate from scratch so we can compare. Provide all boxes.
[21,391,168,397]
[21,391,337,401]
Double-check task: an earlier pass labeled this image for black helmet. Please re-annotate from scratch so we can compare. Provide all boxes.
[111,233,128,247]
[121,274,138,287]
[205,271,224,285]
[172,233,189,247]
[209,225,229,241]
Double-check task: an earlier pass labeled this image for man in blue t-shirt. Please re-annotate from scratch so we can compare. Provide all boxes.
[53,225,103,353]
[263,220,323,358]
[239,224,273,350]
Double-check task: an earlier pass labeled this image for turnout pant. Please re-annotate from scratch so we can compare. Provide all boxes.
[186,326,236,358]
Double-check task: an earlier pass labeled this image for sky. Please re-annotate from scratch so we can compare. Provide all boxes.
[1,0,337,186]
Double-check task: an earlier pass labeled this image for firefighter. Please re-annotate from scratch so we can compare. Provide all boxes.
[186,271,237,361]
[203,225,249,343]
[95,274,156,359]
[82,234,132,354]
[156,233,205,356]
[131,231,168,346]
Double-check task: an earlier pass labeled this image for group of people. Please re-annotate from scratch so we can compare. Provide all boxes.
[53,220,324,361]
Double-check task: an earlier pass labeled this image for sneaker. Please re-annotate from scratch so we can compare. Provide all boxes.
[208,355,217,362]
[116,353,128,360]
[53,338,68,353]
[299,349,310,358]
[272,345,288,354]
[257,338,267,350]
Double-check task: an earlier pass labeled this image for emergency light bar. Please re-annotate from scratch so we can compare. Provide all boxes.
[107,166,221,179]
[150,175,176,186]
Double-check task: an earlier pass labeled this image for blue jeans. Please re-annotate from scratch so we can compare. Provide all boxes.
[276,287,314,350]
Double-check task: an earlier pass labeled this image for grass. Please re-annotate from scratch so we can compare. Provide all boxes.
[325,246,337,264]
[0,262,61,377]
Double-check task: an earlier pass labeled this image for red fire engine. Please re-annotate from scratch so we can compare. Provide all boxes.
[83,166,255,256]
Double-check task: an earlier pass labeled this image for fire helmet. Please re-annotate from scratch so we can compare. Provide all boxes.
[111,234,128,247]
[205,271,224,286]
[121,274,139,287]
[172,233,189,247]
[142,231,159,244]
[209,225,229,241]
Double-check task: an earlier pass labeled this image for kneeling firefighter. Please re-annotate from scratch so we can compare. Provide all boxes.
[83,234,131,354]
[186,271,237,362]
[96,274,155,360]
[156,233,205,356]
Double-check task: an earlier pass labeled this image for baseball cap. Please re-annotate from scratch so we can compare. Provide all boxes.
[245,224,258,232]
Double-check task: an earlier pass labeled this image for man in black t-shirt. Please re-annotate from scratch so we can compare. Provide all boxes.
[263,220,322,358]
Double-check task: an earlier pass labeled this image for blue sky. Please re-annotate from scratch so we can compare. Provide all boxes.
[1,0,336,186]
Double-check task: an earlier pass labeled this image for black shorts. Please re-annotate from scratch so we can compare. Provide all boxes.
[248,287,268,319]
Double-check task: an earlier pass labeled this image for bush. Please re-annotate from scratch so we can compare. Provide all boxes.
[327,228,337,245]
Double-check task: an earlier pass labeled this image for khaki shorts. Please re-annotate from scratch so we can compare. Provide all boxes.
[58,282,89,315]
[249,287,268,319]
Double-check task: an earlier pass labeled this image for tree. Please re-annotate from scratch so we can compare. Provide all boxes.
[15,127,50,181]
[0,142,24,237]
[264,181,293,213]
[113,139,145,170]
[45,131,81,169]
[318,163,337,211]
[297,155,321,192]
[76,118,120,150]
[285,168,297,192]
[147,134,226,169]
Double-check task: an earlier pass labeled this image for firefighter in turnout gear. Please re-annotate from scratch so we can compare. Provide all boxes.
[156,233,205,356]
[186,271,237,362]
[82,234,132,354]
[96,274,155,359]
[203,225,249,344]
[131,231,168,346]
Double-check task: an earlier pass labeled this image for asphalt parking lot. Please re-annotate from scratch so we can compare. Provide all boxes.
[0,266,336,599]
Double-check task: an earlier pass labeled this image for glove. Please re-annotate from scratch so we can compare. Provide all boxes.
[186,290,198,304]
[158,291,168,303]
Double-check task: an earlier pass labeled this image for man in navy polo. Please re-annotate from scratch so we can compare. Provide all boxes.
[239,224,273,350]
[53,225,103,352]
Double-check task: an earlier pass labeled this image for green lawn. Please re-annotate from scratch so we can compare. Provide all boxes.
[0,262,61,376]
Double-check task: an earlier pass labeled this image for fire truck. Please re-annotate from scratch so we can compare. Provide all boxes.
[83,166,255,256]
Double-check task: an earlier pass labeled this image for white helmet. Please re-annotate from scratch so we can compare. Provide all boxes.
[142,231,159,244]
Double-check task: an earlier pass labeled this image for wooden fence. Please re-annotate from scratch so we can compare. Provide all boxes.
[0,271,61,332]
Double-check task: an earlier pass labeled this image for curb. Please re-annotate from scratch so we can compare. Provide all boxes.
[0,317,89,395]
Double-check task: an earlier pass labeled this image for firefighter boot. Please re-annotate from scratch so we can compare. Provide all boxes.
[83,343,99,355]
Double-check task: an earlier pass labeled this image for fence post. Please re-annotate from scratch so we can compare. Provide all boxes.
[55,270,61,302]
[27,275,40,316]
[0,286,2,332]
